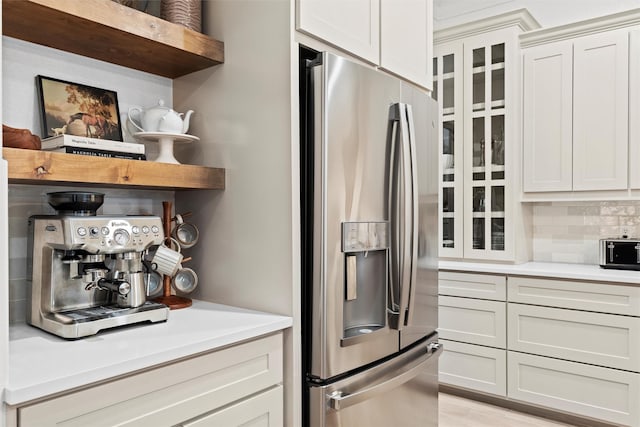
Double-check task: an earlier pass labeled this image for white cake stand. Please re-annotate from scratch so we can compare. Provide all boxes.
[133,132,200,164]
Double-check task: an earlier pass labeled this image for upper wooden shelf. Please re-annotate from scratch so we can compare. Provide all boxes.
[3,148,225,190]
[2,0,224,79]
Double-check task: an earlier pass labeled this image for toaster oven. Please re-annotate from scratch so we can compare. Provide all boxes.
[599,238,640,270]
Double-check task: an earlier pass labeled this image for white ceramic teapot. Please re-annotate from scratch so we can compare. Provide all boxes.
[128,100,194,134]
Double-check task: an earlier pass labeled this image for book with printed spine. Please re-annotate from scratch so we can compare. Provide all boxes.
[42,134,145,154]
[51,146,146,160]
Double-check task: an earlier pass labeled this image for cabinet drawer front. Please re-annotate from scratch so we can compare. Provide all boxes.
[439,296,506,347]
[19,333,283,427]
[508,304,640,371]
[183,385,283,427]
[508,276,640,316]
[439,339,506,396]
[439,271,506,300]
[508,351,640,426]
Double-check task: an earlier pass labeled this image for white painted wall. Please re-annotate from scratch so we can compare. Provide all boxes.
[435,0,640,30]
[173,1,300,425]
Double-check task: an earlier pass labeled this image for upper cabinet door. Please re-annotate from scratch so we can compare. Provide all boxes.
[573,31,629,191]
[629,29,640,189]
[522,41,573,192]
[296,0,380,64]
[380,0,433,90]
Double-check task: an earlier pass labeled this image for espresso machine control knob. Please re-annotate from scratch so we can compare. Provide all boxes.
[113,229,130,246]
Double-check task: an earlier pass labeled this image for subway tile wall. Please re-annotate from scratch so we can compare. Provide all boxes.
[533,201,640,264]
[8,185,173,324]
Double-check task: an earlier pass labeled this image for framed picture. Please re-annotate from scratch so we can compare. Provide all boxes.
[36,75,123,141]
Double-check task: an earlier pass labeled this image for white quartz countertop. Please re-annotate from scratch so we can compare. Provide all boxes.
[439,260,640,285]
[6,300,292,405]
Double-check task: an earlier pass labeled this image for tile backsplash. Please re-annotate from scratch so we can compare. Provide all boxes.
[532,201,640,264]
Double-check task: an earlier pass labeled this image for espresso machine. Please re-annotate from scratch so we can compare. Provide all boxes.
[27,192,169,339]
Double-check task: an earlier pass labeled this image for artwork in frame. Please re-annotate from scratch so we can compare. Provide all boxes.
[36,75,124,141]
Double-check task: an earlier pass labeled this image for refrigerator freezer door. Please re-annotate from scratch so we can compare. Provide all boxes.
[309,337,442,427]
[308,52,401,379]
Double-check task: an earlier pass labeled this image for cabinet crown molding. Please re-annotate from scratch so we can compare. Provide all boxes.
[434,8,540,45]
[520,8,640,48]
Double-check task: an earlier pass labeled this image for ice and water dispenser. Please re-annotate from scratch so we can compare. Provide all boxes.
[341,221,389,345]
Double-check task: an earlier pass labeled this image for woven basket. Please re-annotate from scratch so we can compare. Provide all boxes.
[160,0,202,32]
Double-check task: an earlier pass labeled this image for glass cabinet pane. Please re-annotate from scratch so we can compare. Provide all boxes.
[473,48,485,67]
[491,115,505,180]
[491,186,504,212]
[472,71,484,109]
[472,187,485,212]
[443,187,454,212]
[443,121,454,180]
[443,54,455,110]
[491,44,505,64]
[491,67,504,103]
[443,218,454,248]
[443,121,454,155]
[472,117,485,171]
[472,47,485,111]
[432,58,438,101]
[473,218,485,250]
[491,218,504,251]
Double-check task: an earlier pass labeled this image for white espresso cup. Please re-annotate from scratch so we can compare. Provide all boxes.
[172,267,198,294]
[151,241,183,277]
[173,214,199,249]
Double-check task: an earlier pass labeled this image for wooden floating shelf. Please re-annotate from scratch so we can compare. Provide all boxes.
[3,148,225,190]
[2,0,224,79]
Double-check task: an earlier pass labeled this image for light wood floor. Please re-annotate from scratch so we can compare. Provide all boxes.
[439,393,578,427]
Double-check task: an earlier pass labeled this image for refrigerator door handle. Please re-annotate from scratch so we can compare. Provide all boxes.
[388,103,417,329]
[327,342,443,411]
[404,104,419,327]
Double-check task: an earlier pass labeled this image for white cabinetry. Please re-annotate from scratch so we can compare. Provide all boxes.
[507,276,640,426]
[296,0,433,89]
[441,269,640,426]
[508,352,640,427]
[573,32,628,191]
[296,0,379,64]
[522,41,573,191]
[630,29,640,189]
[438,271,507,396]
[521,10,640,197]
[379,0,432,88]
[433,11,537,261]
[9,334,283,427]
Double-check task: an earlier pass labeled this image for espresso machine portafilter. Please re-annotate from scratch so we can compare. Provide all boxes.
[27,192,169,339]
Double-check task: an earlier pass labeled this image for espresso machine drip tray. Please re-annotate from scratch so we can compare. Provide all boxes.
[44,302,169,339]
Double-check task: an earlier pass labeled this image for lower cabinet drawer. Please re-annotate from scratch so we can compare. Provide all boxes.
[508,351,640,427]
[508,276,640,316]
[439,271,507,300]
[18,333,283,427]
[439,296,506,347]
[438,339,506,396]
[508,303,640,372]
[182,385,283,427]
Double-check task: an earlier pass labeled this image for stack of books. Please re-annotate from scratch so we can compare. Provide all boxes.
[41,134,146,160]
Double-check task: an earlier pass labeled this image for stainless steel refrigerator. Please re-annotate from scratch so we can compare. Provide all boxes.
[300,48,441,427]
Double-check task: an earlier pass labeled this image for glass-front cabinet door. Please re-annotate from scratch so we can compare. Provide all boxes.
[433,44,463,258]
[465,42,507,258]
[434,15,533,262]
